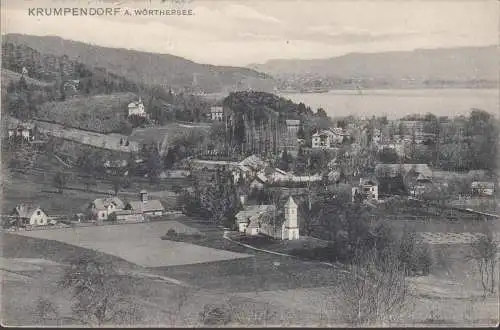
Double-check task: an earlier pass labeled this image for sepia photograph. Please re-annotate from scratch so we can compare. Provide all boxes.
[0,0,499,327]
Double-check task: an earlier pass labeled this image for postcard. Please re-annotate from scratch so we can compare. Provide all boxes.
[1,0,499,327]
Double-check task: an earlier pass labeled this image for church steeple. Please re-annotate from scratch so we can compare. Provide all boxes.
[284,195,298,229]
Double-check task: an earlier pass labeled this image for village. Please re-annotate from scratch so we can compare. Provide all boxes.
[3,84,498,239]
[2,65,499,327]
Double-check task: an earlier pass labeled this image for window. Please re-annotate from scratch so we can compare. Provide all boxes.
[37,211,41,216]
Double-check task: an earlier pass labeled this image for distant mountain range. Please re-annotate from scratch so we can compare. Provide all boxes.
[2,34,276,94]
[249,46,499,90]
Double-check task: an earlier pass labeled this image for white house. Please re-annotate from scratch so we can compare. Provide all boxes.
[7,122,36,142]
[352,177,379,202]
[312,129,343,149]
[209,106,224,121]
[471,182,495,196]
[10,204,48,227]
[90,197,125,220]
[128,98,147,117]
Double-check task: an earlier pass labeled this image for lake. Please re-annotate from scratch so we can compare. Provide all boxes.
[278,89,499,119]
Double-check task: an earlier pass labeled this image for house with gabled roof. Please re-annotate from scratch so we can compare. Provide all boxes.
[89,196,125,220]
[124,190,164,216]
[471,181,495,197]
[10,204,48,227]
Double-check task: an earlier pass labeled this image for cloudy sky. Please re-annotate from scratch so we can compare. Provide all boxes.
[1,0,498,66]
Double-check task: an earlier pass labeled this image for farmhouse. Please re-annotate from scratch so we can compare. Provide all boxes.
[124,190,165,216]
[10,204,48,227]
[90,197,125,220]
[128,98,147,117]
[471,181,495,196]
[235,204,275,235]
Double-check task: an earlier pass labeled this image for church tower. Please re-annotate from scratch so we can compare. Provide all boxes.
[284,196,299,240]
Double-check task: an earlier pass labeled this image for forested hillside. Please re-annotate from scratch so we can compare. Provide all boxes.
[1,42,212,130]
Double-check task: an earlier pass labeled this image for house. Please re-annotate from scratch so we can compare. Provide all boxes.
[234,196,300,240]
[471,182,495,196]
[352,177,379,202]
[63,80,80,97]
[90,197,125,220]
[128,98,147,117]
[231,165,252,184]
[235,204,275,234]
[10,204,48,227]
[250,176,266,190]
[7,122,36,142]
[311,129,343,149]
[124,190,165,216]
[209,106,224,122]
[239,155,268,173]
[409,174,433,196]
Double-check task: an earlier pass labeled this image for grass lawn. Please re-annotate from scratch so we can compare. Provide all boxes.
[14,221,252,267]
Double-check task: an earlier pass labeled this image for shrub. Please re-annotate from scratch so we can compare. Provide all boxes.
[107,212,118,223]
[165,228,177,238]
[199,303,232,326]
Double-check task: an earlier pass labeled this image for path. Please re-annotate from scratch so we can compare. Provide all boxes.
[222,231,347,272]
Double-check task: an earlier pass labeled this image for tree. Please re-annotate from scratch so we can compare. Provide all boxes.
[294,147,307,175]
[316,108,328,118]
[53,171,67,194]
[339,246,409,325]
[467,232,498,298]
[278,148,292,172]
[111,176,123,196]
[378,147,399,163]
[58,254,143,326]
[146,144,163,183]
[35,296,61,326]
[107,212,118,223]
[194,168,242,227]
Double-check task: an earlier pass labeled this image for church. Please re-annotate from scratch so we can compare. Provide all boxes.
[235,195,300,240]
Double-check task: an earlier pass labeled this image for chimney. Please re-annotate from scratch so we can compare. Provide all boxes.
[139,190,148,203]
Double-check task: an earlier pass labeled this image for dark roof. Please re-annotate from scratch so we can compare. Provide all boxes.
[126,200,164,213]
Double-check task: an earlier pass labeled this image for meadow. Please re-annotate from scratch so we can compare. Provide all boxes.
[36,92,136,134]
[15,220,252,267]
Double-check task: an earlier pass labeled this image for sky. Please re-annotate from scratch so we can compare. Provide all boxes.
[1,0,499,66]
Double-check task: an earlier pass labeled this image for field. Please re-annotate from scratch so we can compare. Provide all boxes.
[1,68,52,87]
[129,122,211,146]
[36,92,136,134]
[15,220,252,267]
